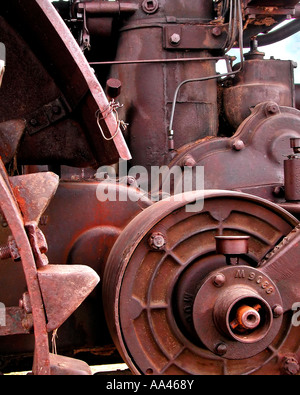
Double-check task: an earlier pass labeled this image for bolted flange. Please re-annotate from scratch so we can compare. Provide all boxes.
[192,265,283,360]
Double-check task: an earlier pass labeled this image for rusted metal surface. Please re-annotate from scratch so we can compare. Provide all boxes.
[0,308,33,336]
[296,84,300,110]
[103,190,299,374]
[0,120,25,165]
[223,55,295,130]
[111,48,218,176]
[49,353,92,376]
[0,0,131,168]
[260,223,300,312]
[38,265,99,332]
[284,138,300,201]
[0,161,101,374]
[168,102,300,205]
[0,164,51,375]
[75,1,139,15]
[93,0,220,176]
[0,0,300,376]
[193,265,282,360]
[0,178,152,369]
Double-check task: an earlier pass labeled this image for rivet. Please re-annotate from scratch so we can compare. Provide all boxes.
[265,102,279,115]
[212,27,222,37]
[272,304,283,318]
[215,343,227,356]
[182,155,196,168]
[233,139,245,151]
[30,119,38,127]
[213,273,226,287]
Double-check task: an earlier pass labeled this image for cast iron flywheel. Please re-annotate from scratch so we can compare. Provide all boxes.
[103,190,300,375]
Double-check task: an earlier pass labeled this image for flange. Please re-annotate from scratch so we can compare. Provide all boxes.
[192,266,283,359]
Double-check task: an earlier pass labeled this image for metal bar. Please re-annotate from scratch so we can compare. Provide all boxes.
[89,56,230,66]
[78,1,139,15]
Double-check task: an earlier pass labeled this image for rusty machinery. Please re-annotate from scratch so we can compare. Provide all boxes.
[0,0,299,375]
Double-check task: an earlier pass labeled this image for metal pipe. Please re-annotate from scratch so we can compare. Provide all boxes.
[257,19,300,46]
[89,56,230,66]
[295,3,300,19]
[77,1,139,15]
[296,84,300,110]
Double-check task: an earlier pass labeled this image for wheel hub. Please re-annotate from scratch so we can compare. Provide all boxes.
[191,266,282,359]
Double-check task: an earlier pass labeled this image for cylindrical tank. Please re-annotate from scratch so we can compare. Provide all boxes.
[223,52,296,130]
[110,0,218,173]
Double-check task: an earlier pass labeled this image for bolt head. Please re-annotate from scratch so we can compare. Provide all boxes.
[212,27,222,37]
[215,343,227,356]
[213,273,226,287]
[36,228,48,254]
[8,236,20,260]
[233,139,245,151]
[272,186,284,197]
[182,155,196,168]
[272,304,283,318]
[283,357,300,375]
[149,232,166,250]
[52,105,61,115]
[127,176,136,186]
[265,102,279,115]
[170,33,181,45]
[30,119,38,127]
[19,292,32,314]
[22,315,34,331]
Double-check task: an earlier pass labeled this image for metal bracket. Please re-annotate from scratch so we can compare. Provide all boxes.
[163,24,228,50]
[26,97,69,135]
